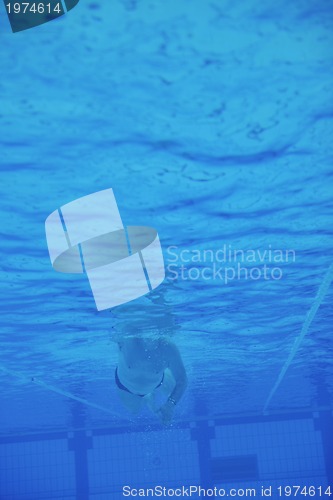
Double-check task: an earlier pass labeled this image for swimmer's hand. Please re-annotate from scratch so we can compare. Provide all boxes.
[156,400,175,426]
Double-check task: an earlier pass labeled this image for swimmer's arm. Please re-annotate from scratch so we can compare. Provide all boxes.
[165,342,188,404]
[156,341,187,425]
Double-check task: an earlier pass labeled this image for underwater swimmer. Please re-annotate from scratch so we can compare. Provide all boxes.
[115,337,187,425]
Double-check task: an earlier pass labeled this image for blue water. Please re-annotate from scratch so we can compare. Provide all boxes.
[0,0,333,498]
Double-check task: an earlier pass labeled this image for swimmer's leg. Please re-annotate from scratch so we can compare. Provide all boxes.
[144,370,176,413]
[143,392,157,412]
[116,388,145,414]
